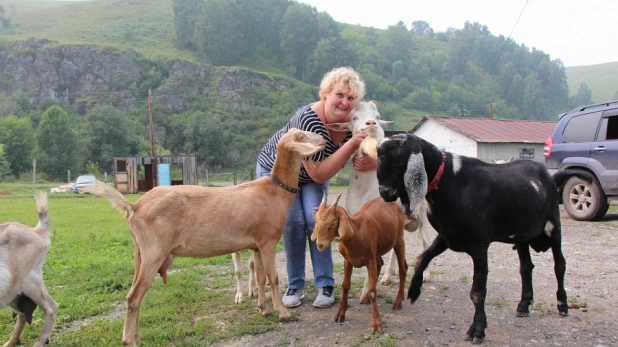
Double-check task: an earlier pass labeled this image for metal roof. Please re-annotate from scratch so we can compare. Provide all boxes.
[412,116,557,143]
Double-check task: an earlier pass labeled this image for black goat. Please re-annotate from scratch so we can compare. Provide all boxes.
[376,134,584,344]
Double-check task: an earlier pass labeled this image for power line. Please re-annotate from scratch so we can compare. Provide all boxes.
[489,0,530,75]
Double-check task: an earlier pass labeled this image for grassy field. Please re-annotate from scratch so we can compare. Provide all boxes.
[0,189,283,346]
[565,61,618,102]
[1,0,198,63]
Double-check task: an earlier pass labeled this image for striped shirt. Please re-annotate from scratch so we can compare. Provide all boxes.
[257,103,352,183]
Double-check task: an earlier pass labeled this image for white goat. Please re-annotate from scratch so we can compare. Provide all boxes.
[81,128,326,346]
[327,101,432,303]
[1,192,58,347]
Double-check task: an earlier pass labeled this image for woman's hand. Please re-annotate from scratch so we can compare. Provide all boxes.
[353,154,378,172]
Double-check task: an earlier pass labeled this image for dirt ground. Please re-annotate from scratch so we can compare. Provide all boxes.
[218,189,618,347]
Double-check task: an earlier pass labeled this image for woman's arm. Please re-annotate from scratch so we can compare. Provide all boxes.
[303,132,367,184]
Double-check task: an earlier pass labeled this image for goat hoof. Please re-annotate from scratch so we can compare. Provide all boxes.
[422,271,431,283]
[359,296,371,305]
[515,311,529,317]
[234,293,243,304]
[278,311,292,321]
[380,278,392,286]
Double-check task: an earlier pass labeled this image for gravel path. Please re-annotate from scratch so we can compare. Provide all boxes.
[218,189,618,347]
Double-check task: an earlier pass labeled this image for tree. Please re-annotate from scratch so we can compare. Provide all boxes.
[411,20,433,36]
[377,21,412,76]
[0,115,35,176]
[279,3,319,81]
[172,0,204,50]
[0,144,11,181]
[575,83,594,106]
[84,105,140,173]
[34,105,79,179]
[196,0,245,64]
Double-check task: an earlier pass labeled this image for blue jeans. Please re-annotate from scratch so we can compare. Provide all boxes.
[256,162,334,289]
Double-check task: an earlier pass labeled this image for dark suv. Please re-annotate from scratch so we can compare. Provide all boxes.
[545,100,618,221]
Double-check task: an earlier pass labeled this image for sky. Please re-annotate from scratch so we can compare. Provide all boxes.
[300,0,617,67]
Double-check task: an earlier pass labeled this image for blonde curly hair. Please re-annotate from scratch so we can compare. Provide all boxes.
[318,67,365,102]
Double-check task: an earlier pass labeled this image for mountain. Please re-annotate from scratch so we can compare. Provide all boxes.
[565,61,618,103]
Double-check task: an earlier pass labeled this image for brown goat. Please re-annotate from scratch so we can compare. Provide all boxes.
[311,195,412,335]
[81,128,326,346]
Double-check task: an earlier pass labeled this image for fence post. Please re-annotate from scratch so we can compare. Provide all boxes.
[233,172,237,186]
[32,159,36,190]
[206,168,209,187]
[68,170,71,183]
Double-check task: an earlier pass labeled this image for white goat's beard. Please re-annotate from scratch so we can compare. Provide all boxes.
[359,137,379,157]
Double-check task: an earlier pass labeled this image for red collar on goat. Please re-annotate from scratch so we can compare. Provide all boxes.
[427,152,446,193]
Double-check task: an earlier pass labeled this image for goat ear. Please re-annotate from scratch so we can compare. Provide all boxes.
[490,157,496,163]
[337,210,354,241]
[404,153,428,212]
[378,120,393,128]
[326,122,352,132]
[294,143,323,157]
[508,156,514,162]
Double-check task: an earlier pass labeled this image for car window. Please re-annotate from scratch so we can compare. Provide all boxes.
[562,111,602,142]
[597,112,618,141]
[77,175,96,183]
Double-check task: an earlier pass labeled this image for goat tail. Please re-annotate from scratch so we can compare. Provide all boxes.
[34,191,51,236]
[81,181,135,218]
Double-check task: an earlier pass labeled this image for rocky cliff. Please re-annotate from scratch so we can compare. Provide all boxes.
[0,38,299,115]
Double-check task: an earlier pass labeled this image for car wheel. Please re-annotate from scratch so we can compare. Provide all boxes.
[562,175,609,221]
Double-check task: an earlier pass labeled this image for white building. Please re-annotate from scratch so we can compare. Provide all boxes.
[410,116,557,163]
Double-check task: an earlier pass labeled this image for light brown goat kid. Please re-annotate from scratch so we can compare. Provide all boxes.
[311,195,415,335]
[81,128,326,346]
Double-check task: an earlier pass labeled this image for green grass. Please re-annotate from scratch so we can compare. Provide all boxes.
[565,62,618,103]
[0,192,281,346]
[1,0,197,62]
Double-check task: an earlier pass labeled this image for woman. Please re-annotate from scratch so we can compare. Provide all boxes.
[256,67,377,308]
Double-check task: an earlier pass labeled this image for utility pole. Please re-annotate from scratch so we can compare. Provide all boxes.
[490,98,493,119]
[148,89,154,157]
[459,104,466,117]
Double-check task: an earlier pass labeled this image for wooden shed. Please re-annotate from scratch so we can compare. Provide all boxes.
[113,156,198,193]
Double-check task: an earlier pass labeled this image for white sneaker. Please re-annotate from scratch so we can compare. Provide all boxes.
[313,285,335,308]
[282,288,305,308]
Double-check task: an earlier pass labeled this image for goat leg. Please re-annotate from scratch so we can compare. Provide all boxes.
[232,251,245,304]
[464,249,488,344]
[515,244,534,317]
[409,236,447,303]
[379,250,396,286]
[550,233,569,317]
[250,250,272,317]
[247,254,257,299]
[3,312,27,347]
[367,261,383,335]
[336,261,353,323]
[392,242,407,310]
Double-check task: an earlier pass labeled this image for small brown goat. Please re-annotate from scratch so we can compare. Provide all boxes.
[1,192,58,347]
[311,195,412,335]
[81,128,326,346]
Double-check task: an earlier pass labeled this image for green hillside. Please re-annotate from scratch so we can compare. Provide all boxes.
[565,62,618,103]
[1,0,197,62]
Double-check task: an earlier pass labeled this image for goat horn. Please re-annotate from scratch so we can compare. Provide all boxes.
[332,194,342,208]
[321,190,327,206]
